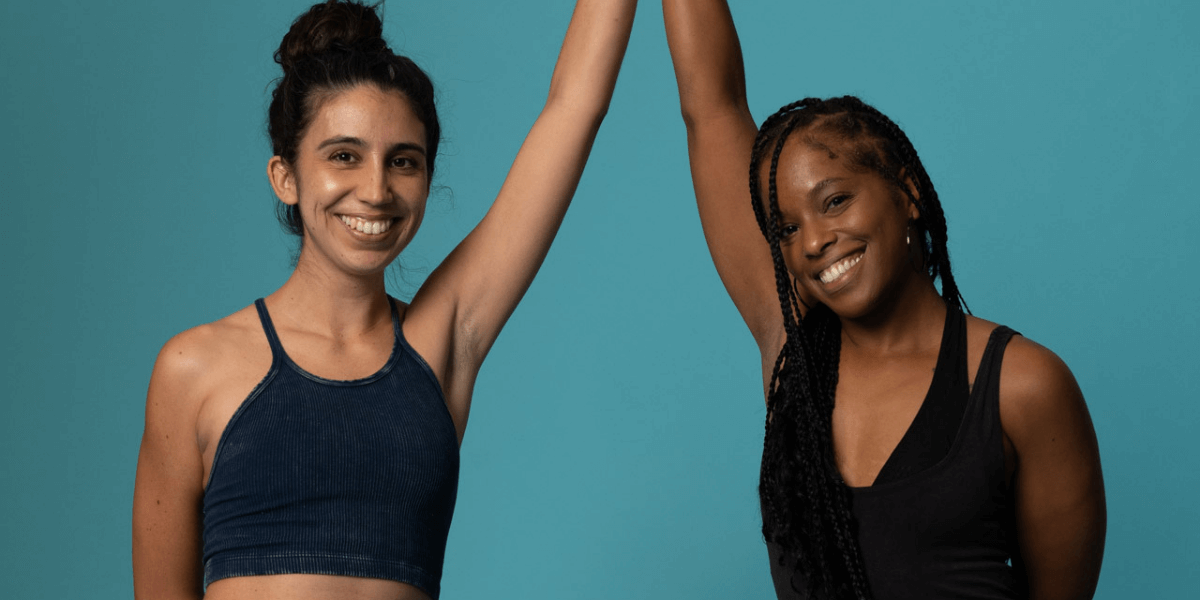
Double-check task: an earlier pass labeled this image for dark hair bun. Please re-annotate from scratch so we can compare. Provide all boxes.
[275,0,389,73]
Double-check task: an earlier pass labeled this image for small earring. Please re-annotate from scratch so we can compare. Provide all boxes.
[906,232,911,247]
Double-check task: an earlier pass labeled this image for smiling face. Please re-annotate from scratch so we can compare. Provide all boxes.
[268,84,429,278]
[767,133,923,321]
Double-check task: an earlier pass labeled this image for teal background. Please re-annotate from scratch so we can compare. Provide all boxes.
[2,0,1196,597]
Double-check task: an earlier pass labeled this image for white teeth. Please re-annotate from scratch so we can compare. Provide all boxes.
[819,254,863,284]
[339,215,393,235]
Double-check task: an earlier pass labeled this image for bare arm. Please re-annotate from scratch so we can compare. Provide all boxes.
[132,335,206,599]
[1001,338,1106,600]
[663,0,780,353]
[406,0,636,429]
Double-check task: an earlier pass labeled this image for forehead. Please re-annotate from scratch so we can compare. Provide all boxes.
[762,134,860,198]
[303,84,426,149]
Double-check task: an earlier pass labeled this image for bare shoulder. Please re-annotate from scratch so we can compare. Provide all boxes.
[1000,335,1083,409]
[995,332,1092,449]
[962,314,1090,433]
[148,305,267,419]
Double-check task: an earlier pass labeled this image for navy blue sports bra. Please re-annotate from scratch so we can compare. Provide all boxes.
[202,298,460,598]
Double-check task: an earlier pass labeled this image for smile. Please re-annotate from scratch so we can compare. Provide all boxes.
[339,215,395,235]
[818,253,863,284]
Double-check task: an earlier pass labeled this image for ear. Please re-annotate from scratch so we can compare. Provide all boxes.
[268,156,298,206]
[898,167,922,221]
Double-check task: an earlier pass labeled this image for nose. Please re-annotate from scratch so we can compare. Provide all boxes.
[802,220,836,258]
[357,162,389,205]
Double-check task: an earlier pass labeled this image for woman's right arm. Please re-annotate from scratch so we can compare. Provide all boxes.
[663,0,780,351]
[133,334,206,600]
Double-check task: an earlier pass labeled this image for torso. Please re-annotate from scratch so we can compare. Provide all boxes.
[763,306,1025,599]
[832,311,1014,487]
[195,299,407,489]
[185,296,456,599]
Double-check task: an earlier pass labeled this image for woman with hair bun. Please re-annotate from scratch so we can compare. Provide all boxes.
[132,1,634,598]
[663,1,1105,599]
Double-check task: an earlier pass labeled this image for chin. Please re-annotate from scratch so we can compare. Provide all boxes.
[817,290,879,322]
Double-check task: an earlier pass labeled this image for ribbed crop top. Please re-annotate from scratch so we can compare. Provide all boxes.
[202,298,460,598]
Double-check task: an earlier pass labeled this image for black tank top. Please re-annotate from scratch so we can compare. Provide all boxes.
[768,307,1024,599]
[202,298,460,598]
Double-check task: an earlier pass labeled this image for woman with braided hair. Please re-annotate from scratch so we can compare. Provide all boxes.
[132,1,634,598]
[663,2,1105,599]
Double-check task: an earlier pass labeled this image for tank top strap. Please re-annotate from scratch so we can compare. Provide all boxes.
[965,324,1020,457]
[973,325,1019,399]
[253,298,286,363]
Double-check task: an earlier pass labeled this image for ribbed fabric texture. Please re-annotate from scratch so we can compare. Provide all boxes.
[769,311,1025,600]
[203,298,459,599]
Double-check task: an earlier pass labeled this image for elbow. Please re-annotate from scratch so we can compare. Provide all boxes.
[543,88,612,130]
[679,107,700,131]
[678,96,753,133]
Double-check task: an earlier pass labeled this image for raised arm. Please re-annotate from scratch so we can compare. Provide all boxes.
[663,0,780,352]
[1002,338,1106,599]
[405,0,636,430]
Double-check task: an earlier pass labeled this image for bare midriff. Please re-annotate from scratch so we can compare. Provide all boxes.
[204,574,432,600]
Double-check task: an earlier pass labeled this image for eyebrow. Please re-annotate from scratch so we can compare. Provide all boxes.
[316,136,426,156]
[810,177,848,197]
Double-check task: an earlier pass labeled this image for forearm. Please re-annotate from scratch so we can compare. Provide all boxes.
[663,0,750,124]
[544,0,637,123]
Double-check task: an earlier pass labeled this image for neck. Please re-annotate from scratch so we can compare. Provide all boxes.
[267,245,393,339]
[838,273,947,356]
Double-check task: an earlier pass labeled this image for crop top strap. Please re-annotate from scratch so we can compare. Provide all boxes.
[253,298,285,362]
[387,296,401,341]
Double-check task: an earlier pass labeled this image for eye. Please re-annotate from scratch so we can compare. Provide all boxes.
[779,223,799,238]
[390,154,427,172]
[825,194,852,211]
[330,151,356,163]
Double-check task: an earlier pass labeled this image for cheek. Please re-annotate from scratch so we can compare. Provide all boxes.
[298,195,333,224]
[780,246,811,289]
[406,194,429,222]
[777,241,798,273]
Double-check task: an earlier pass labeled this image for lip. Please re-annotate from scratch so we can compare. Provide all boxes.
[813,250,864,288]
